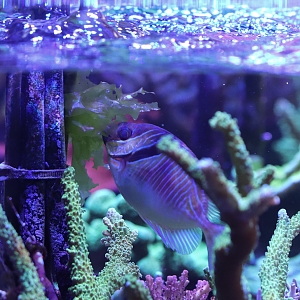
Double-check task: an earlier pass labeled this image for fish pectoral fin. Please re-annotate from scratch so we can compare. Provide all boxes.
[207,200,223,224]
[141,216,202,255]
[202,187,225,225]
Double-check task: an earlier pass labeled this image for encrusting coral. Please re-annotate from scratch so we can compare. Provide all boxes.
[157,111,280,300]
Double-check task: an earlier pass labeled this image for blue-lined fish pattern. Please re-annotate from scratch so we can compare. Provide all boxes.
[103,122,224,269]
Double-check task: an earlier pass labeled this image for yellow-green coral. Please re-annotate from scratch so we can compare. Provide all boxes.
[209,111,254,197]
[61,166,100,299]
[61,167,141,299]
[0,204,46,300]
[259,209,300,300]
[98,208,141,298]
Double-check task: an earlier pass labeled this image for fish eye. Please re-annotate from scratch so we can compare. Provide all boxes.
[117,127,132,140]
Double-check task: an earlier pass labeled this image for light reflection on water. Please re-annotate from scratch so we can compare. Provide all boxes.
[0,5,300,74]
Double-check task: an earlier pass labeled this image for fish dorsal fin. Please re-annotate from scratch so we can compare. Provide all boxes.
[141,216,202,255]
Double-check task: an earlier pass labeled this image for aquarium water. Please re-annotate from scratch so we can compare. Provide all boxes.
[1,1,300,299]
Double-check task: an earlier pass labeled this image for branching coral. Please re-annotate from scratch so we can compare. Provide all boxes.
[274,98,300,163]
[157,111,279,300]
[61,166,99,298]
[285,279,300,299]
[0,204,47,300]
[145,270,211,300]
[209,111,254,197]
[61,166,140,299]
[98,208,141,297]
[259,209,300,300]
[271,98,300,197]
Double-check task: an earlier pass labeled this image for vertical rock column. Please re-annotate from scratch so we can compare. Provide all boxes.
[44,71,72,299]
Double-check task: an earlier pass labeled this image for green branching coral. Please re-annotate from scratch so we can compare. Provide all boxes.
[209,111,254,197]
[98,208,141,298]
[259,209,300,300]
[61,166,99,298]
[65,82,159,197]
[61,167,141,299]
[0,204,46,300]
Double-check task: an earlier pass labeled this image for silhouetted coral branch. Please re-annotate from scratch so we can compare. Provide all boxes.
[271,151,300,197]
[271,97,300,197]
[275,98,300,141]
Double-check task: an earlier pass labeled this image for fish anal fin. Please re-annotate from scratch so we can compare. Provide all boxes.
[141,216,202,255]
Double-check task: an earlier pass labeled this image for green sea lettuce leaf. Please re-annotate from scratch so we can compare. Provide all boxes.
[65,82,159,198]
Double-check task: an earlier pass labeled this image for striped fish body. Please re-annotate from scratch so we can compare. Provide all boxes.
[103,122,223,267]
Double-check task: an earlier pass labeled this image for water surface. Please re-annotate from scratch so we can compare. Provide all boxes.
[0,5,300,74]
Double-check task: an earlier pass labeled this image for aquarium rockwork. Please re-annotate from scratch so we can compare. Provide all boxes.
[0,0,300,300]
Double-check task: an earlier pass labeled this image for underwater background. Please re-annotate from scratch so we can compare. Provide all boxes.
[0,1,300,299]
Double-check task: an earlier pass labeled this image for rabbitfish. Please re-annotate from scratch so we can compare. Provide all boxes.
[103,122,224,269]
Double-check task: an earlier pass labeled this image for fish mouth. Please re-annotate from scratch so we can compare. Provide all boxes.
[102,135,110,144]
[102,136,107,143]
